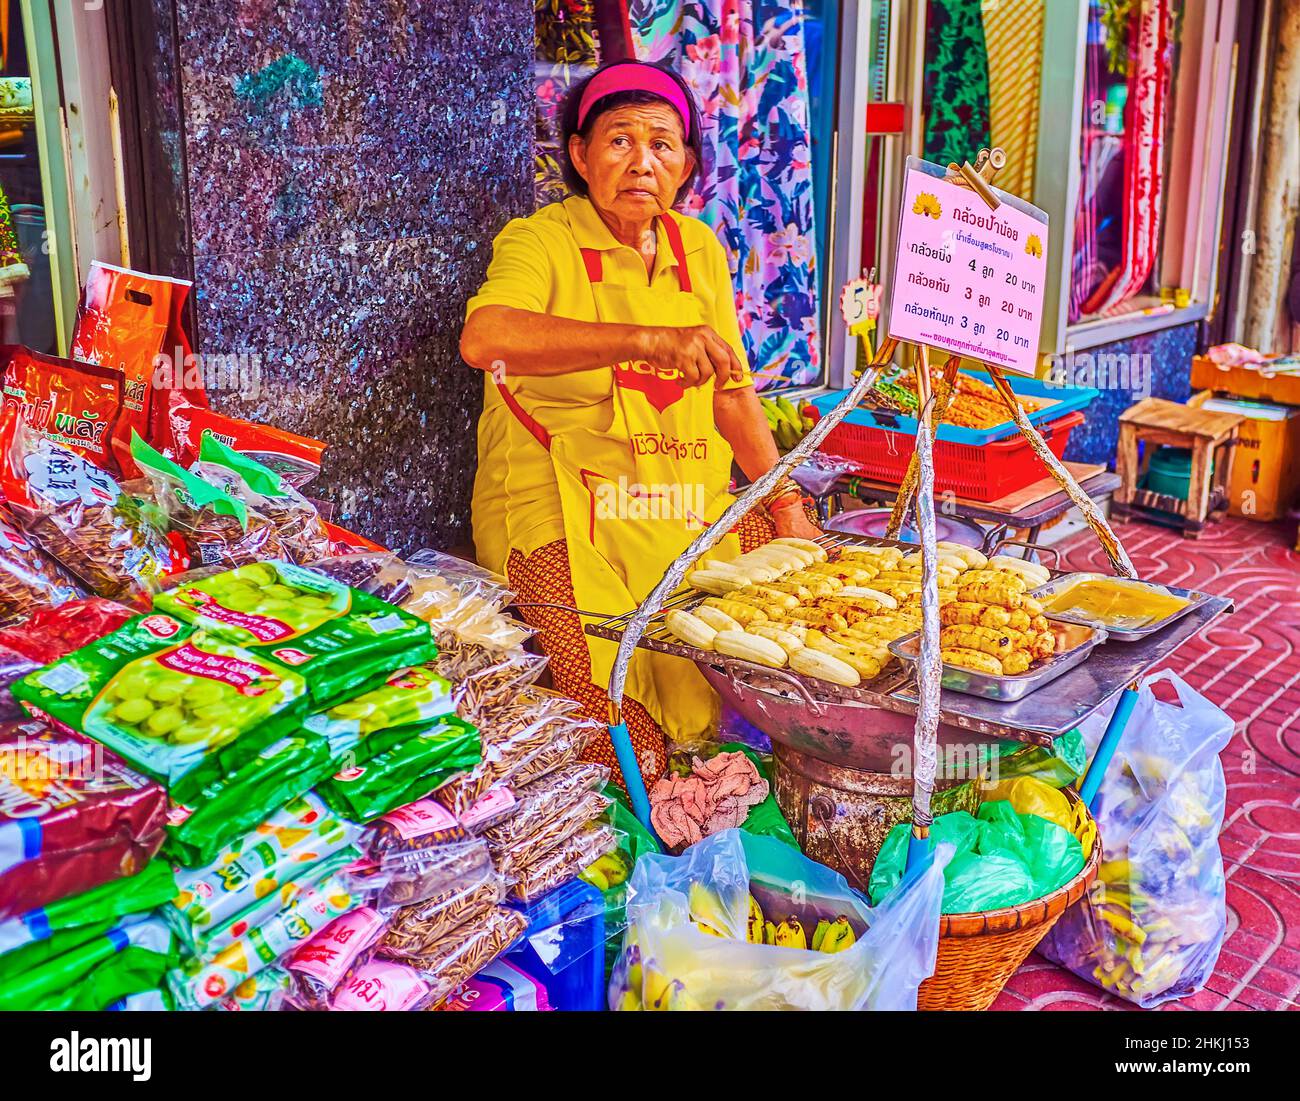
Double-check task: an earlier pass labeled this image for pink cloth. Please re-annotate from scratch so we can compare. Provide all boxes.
[649,751,770,849]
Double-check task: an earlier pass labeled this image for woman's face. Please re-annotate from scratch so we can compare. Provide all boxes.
[570,102,694,224]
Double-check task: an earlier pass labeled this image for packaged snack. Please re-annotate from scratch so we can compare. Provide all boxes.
[471,764,611,849]
[510,824,618,903]
[490,792,613,879]
[195,434,333,563]
[153,560,434,708]
[0,643,37,719]
[0,915,174,1011]
[328,957,442,1012]
[366,798,468,857]
[0,720,167,919]
[163,791,360,955]
[343,838,493,911]
[304,662,452,746]
[163,731,346,867]
[396,904,528,1005]
[379,868,508,962]
[0,859,175,959]
[304,552,401,596]
[433,959,552,1011]
[162,394,325,489]
[286,906,389,1009]
[399,550,530,650]
[167,869,354,1010]
[507,717,601,789]
[129,434,288,571]
[2,430,171,599]
[214,966,292,1012]
[0,344,124,470]
[0,596,135,664]
[0,507,81,624]
[436,642,549,721]
[12,612,309,802]
[315,716,481,823]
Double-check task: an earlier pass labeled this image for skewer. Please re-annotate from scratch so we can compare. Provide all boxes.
[986,367,1136,578]
[886,353,962,538]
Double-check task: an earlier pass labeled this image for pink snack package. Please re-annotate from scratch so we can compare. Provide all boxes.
[329,957,440,1012]
[287,906,389,1010]
[433,960,552,1012]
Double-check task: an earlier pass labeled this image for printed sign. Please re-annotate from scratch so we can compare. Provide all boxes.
[888,158,1048,377]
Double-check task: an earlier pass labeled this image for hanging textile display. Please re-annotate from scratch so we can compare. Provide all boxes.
[980,0,1043,199]
[922,0,992,168]
[627,0,821,389]
[535,0,603,207]
[1081,0,1174,316]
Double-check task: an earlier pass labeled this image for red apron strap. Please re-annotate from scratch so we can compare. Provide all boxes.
[658,213,692,294]
[580,247,603,283]
[494,378,552,451]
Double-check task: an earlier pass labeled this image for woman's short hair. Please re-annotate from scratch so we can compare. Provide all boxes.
[560,61,705,206]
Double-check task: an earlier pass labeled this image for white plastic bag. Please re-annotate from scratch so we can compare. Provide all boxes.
[1039,671,1231,1007]
[610,829,949,1011]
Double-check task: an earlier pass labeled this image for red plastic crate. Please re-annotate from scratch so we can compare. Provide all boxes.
[824,410,1086,502]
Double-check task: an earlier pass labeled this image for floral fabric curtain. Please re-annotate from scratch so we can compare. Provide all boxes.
[535,0,601,207]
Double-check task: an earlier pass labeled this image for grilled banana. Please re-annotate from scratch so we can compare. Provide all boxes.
[770,537,828,561]
[941,601,1012,629]
[789,646,861,687]
[941,648,1005,676]
[836,585,899,609]
[956,580,1025,608]
[1022,596,1045,617]
[733,585,800,611]
[936,541,988,569]
[694,604,743,633]
[805,631,883,680]
[939,624,1014,659]
[902,551,970,574]
[702,597,768,626]
[746,623,806,655]
[988,555,1050,587]
[713,629,787,668]
[1001,650,1033,675]
[686,569,747,595]
[664,610,718,650]
[809,562,878,585]
[783,570,843,597]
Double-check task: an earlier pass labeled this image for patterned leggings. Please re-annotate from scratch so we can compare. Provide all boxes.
[507,510,776,791]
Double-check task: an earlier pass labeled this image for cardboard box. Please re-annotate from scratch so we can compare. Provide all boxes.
[1190,391,1300,520]
[1191,354,1300,406]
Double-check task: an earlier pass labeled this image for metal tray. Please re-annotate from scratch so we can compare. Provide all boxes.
[887,621,1107,702]
[1028,573,1214,642]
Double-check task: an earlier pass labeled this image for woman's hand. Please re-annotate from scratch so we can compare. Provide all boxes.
[768,497,823,540]
[639,324,745,388]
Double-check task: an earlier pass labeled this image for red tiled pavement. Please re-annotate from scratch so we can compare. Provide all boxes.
[991,514,1300,1012]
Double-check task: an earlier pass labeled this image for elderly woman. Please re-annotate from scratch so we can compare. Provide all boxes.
[461,60,818,786]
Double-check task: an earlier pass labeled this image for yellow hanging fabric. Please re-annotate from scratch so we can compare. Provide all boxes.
[981,0,1045,199]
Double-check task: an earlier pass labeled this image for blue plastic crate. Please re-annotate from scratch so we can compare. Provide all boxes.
[507,878,606,1012]
[809,369,1098,446]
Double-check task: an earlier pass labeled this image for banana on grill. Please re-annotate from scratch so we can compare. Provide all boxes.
[770,537,829,562]
[1001,650,1033,675]
[746,623,806,655]
[939,624,1014,659]
[957,569,1029,593]
[1022,597,1045,617]
[698,557,781,584]
[936,542,988,569]
[782,571,843,597]
[987,555,1050,587]
[941,648,1005,676]
[805,631,884,680]
[686,569,748,595]
[779,607,850,633]
[956,580,1025,608]
[874,567,961,585]
[839,546,903,567]
[820,597,893,621]
[694,604,743,633]
[702,597,768,626]
[664,610,717,650]
[808,562,878,585]
[840,615,919,645]
[836,585,899,609]
[1032,629,1056,659]
[759,580,813,602]
[789,646,861,687]
[941,601,1012,629]
[1030,614,1049,632]
[732,585,800,611]
[901,551,970,574]
[713,629,788,668]
[1006,609,1031,632]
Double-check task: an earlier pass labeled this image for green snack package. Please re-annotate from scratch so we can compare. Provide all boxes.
[0,916,174,1011]
[304,662,453,749]
[166,869,354,1010]
[0,860,176,960]
[162,790,361,956]
[153,560,435,708]
[316,716,481,823]
[12,612,309,803]
[162,731,344,867]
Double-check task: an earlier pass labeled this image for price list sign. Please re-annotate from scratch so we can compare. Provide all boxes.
[888,158,1049,377]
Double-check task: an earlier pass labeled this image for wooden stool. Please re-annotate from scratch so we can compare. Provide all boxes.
[1113,398,1244,538]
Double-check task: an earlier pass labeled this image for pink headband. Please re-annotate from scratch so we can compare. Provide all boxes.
[577,65,691,133]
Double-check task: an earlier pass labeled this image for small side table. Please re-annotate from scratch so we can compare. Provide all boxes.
[1113,398,1244,538]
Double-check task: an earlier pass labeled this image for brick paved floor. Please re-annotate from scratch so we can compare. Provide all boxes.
[992,514,1300,1011]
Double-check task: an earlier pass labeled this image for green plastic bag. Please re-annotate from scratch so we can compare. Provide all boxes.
[12,613,310,803]
[992,730,1086,789]
[163,731,343,867]
[316,716,481,823]
[0,916,174,1011]
[718,743,799,849]
[0,860,176,960]
[585,783,662,982]
[153,560,435,708]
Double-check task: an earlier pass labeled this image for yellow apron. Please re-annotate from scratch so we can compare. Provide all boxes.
[494,211,740,747]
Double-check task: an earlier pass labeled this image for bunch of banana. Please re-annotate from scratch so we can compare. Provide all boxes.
[581,849,633,891]
[761,394,816,452]
[811,916,859,954]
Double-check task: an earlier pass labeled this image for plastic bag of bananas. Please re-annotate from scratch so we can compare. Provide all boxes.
[1038,672,1232,1008]
[608,828,950,1011]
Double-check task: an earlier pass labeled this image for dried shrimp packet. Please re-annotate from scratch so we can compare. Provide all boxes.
[393,904,528,1008]
[342,837,493,911]
[479,762,611,852]
[376,861,507,962]
[437,642,549,721]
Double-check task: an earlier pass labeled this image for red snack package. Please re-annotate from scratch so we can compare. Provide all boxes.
[70,263,204,478]
[163,393,325,490]
[0,719,168,919]
[0,344,124,472]
[0,506,82,624]
[0,596,135,664]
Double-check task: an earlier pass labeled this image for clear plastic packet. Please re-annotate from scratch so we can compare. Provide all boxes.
[480,762,611,851]
[327,957,442,1011]
[510,824,618,904]
[0,644,37,718]
[378,865,508,962]
[491,791,613,879]
[300,551,402,596]
[286,906,389,1010]
[365,798,468,857]
[2,428,171,600]
[0,508,81,624]
[214,966,292,1012]
[398,554,529,651]
[393,904,529,1003]
[507,716,601,789]
[436,641,549,721]
[342,838,493,911]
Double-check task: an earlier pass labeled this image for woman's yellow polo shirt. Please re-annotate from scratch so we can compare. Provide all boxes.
[467,195,753,575]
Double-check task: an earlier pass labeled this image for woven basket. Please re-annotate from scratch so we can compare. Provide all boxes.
[916,793,1101,1011]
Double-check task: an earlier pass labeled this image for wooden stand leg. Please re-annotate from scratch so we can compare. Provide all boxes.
[1115,423,1139,507]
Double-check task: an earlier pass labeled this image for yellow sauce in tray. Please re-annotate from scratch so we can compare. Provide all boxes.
[1045,579,1189,631]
